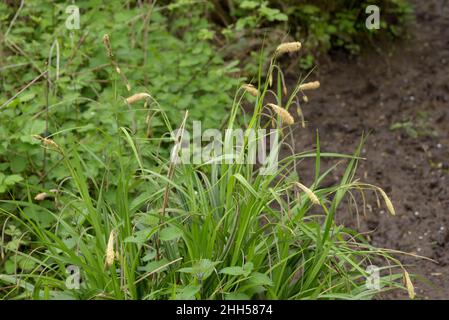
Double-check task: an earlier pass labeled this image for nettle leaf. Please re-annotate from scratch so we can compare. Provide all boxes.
[198,28,215,40]
[19,92,36,102]
[4,225,22,237]
[5,238,26,251]
[220,266,246,276]
[62,237,77,250]
[4,260,15,274]
[220,262,253,276]
[240,1,259,9]
[179,259,220,280]
[159,226,182,241]
[24,207,55,228]
[17,256,36,272]
[0,173,5,182]
[176,285,201,300]
[249,272,273,287]
[142,250,157,262]
[243,262,254,273]
[21,120,46,140]
[3,98,20,109]
[3,174,23,186]
[259,6,288,22]
[124,228,155,244]
[143,258,170,273]
[135,213,159,227]
[9,156,27,173]
[0,174,23,193]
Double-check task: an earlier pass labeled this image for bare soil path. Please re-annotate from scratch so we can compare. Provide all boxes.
[294,0,449,299]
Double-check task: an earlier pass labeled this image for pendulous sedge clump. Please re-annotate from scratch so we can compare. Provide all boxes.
[267,103,295,125]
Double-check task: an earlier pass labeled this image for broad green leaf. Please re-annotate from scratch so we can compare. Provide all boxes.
[143,258,170,273]
[249,272,273,287]
[159,226,182,241]
[220,266,246,276]
[179,259,220,280]
[176,285,201,300]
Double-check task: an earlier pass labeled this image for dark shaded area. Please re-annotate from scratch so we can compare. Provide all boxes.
[295,0,449,299]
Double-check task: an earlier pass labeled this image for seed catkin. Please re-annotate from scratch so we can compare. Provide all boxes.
[267,103,294,125]
[299,81,320,91]
[34,192,48,201]
[378,188,395,216]
[105,230,116,267]
[102,34,113,58]
[125,93,151,104]
[403,270,415,299]
[32,135,60,149]
[275,42,302,57]
[296,182,320,205]
[242,84,259,97]
[34,189,58,201]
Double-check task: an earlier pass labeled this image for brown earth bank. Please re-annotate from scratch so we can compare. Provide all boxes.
[291,0,449,299]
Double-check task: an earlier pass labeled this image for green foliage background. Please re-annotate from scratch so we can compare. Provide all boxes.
[208,0,413,69]
[0,1,240,199]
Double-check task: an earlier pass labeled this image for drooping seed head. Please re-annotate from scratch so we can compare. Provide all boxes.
[34,189,59,201]
[103,34,113,58]
[105,230,116,267]
[296,104,305,128]
[296,182,320,205]
[299,81,320,91]
[378,188,395,216]
[125,93,151,104]
[241,84,259,97]
[42,138,58,148]
[34,192,49,201]
[283,83,288,96]
[275,42,302,57]
[403,270,415,299]
[32,135,60,149]
[267,103,295,125]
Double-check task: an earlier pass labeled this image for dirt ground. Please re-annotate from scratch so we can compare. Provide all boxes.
[293,0,449,299]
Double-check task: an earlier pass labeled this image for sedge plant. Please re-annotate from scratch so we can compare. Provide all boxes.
[0,40,414,300]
